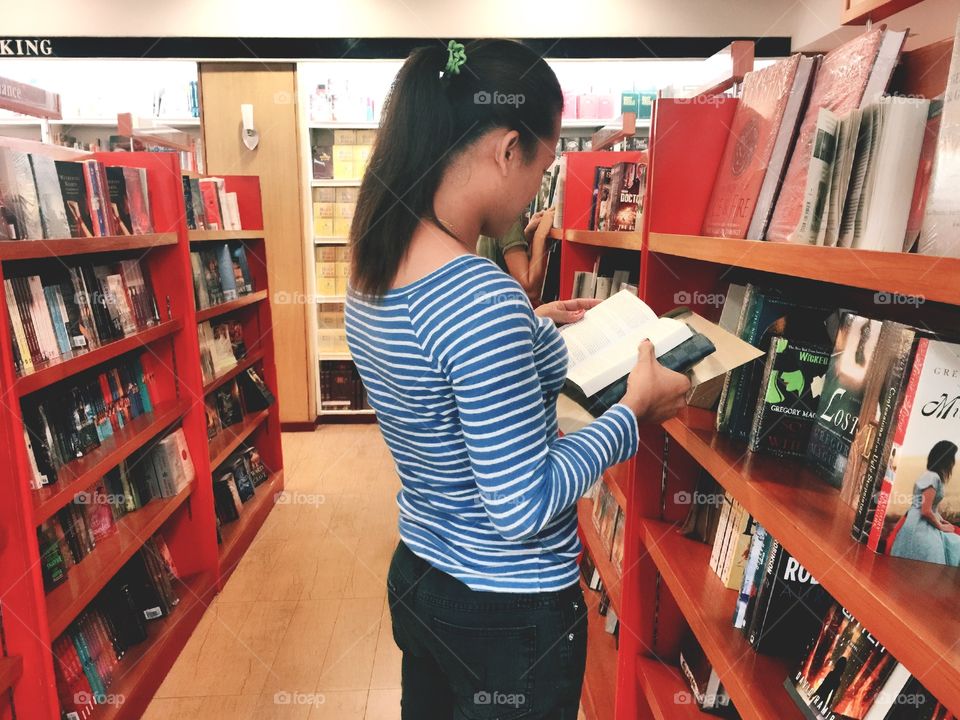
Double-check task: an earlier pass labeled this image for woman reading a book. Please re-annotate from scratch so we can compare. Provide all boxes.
[889,440,960,566]
[345,39,690,720]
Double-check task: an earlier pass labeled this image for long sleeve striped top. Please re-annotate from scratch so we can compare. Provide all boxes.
[345,254,639,593]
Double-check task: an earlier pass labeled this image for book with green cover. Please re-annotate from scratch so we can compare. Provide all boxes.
[749,336,831,458]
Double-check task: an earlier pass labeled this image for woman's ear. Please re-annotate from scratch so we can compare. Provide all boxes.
[494,130,522,175]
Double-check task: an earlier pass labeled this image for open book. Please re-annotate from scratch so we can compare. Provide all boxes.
[560,290,763,418]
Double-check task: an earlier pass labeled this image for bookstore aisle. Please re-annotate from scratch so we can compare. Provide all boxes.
[143,424,591,720]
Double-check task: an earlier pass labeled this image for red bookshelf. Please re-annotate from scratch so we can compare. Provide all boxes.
[0,150,283,720]
[556,33,960,720]
[195,289,268,323]
[578,499,623,617]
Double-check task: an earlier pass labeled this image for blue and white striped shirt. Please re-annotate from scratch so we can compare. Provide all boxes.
[345,255,638,592]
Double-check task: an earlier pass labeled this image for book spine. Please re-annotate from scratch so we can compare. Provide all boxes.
[716,284,755,432]
[748,338,780,451]
[14,277,43,364]
[852,332,916,542]
[5,279,32,373]
[745,538,780,644]
[866,339,927,551]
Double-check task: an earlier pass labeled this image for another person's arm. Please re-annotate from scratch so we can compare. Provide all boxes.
[503,209,554,303]
[919,485,955,532]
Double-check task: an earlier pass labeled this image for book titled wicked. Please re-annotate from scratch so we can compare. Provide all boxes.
[749,336,831,458]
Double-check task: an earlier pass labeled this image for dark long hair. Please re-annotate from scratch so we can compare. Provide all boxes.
[350,39,563,297]
[927,440,958,482]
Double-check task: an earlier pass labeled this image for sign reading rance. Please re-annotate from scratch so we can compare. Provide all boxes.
[0,39,54,56]
[0,75,61,119]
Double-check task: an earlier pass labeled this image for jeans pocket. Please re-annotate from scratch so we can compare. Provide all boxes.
[557,587,588,685]
[431,617,536,720]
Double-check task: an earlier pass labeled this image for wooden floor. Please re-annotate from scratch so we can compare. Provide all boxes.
[145,424,588,720]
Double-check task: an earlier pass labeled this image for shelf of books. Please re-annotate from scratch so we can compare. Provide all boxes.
[552,21,960,720]
[0,138,283,719]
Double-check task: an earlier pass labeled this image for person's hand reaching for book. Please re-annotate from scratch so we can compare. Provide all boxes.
[534,298,601,325]
[620,340,691,423]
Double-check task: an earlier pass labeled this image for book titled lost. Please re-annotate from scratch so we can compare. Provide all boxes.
[560,290,763,418]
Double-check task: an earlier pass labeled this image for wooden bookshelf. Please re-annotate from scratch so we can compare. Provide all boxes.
[45,486,194,637]
[662,406,960,713]
[842,0,923,24]
[31,398,192,524]
[201,348,266,396]
[195,290,268,323]
[218,469,283,582]
[577,499,622,617]
[603,467,629,512]
[566,229,643,251]
[187,229,265,242]
[94,572,216,720]
[0,657,22,697]
[581,581,619,720]
[208,409,270,470]
[635,657,705,720]
[14,319,182,397]
[0,233,177,260]
[648,232,960,306]
[639,519,800,720]
[0,153,283,719]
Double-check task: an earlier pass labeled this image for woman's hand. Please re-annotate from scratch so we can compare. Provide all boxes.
[620,340,691,424]
[535,298,600,325]
[524,209,553,243]
[940,519,956,534]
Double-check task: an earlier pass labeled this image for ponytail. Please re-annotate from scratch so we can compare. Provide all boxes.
[350,39,562,298]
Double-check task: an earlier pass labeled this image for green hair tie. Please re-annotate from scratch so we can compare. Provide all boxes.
[445,40,467,75]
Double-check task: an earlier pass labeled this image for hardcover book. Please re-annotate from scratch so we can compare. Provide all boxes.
[766,27,887,243]
[122,167,153,234]
[0,148,43,239]
[749,336,831,458]
[846,323,919,537]
[607,160,645,232]
[105,167,133,235]
[865,338,960,564]
[702,54,812,239]
[807,314,883,487]
[920,15,960,258]
[30,154,71,239]
[746,543,832,657]
[55,163,94,238]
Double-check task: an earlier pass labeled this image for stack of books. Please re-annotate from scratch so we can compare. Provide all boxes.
[315,244,350,297]
[5,257,159,374]
[22,354,154,490]
[0,149,153,240]
[188,242,255,310]
[181,176,245,231]
[313,186,358,237]
[52,535,181,718]
[700,19,960,259]
[311,129,375,182]
[319,360,369,412]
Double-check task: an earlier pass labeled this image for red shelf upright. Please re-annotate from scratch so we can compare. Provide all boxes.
[0,150,283,719]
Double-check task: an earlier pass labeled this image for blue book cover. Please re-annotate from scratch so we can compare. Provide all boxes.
[42,285,71,356]
[216,243,238,301]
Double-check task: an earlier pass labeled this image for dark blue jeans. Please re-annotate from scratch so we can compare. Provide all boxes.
[386,541,588,720]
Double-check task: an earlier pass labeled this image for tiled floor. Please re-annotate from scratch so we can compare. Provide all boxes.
[146,424,587,720]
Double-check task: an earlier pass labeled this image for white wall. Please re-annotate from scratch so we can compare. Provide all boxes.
[3,0,800,40]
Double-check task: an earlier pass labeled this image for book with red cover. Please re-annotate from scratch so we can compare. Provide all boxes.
[904,98,943,252]
[703,54,805,239]
[766,27,886,243]
[198,180,223,231]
